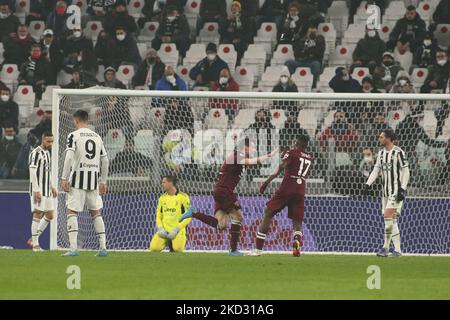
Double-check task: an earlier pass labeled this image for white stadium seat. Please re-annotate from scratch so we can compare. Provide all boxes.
[270,44,294,67]
[394,47,413,71]
[292,67,313,92]
[0,64,19,91]
[205,108,228,129]
[157,43,179,67]
[411,68,429,89]
[329,45,355,66]
[233,66,254,91]
[218,44,237,73]
[434,24,450,48]
[197,22,219,45]
[84,21,103,41]
[116,65,135,88]
[270,109,287,129]
[352,67,370,84]
[138,21,159,42]
[104,129,126,160]
[128,0,144,19]
[327,1,349,38]
[29,20,45,42]
[134,130,159,161]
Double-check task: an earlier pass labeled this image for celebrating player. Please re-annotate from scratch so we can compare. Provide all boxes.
[29,132,58,251]
[179,138,278,256]
[150,175,193,253]
[248,135,313,257]
[363,129,410,257]
[61,110,109,257]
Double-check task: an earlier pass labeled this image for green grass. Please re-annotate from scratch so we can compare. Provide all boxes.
[0,250,449,299]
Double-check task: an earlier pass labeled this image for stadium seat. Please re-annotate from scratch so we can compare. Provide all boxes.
[233,66,254,91]
[241,44,266,81]
[297,108,322,138]
[378,23,394,42]
[84,21,103,42]
[205,108,228,129]
[148,107,165,133]
[97,65,105,83]
[318,23,337,58]
[116,65,135,88]
[270,44,294,67]
[352,67,370,84]
[29,20,45,42]
[270,109,287,129]
[129,105,146,127]
[394,47,413,71]
[417,1,433,25]
[197,22,220,45]
[138,21,159,43]
[317,66,336,86]
[254,23,277,57]
[329,45,355,66]
[342,24,366,46]
[327,1,349,38]
[411,67,429,89]
[177,65,192,88]
[184,43,206,66]
[387,109,406,130]
[292,67,313,92]
[218,44,237,73]
[15,0,29,23]
[39,85,60,108]
[259,66,285,91]
[384,1,406,26]
[17,127,31,145]
[433,24,450,48]
[0,43,4,64]
[128,0,144,19]
[423,110,438,138]
[104,129,126,160]
[157,43,179,67]
[185,0,200,33]
[13,85,35,120]
[353,1,371,25]
[134,130,159,160]
[0,64,19,91]
[233,108,257,128]
[137,42,148,60]
[73,0,88,15]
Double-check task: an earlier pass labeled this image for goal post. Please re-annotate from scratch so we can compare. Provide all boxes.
[51,88,450,254]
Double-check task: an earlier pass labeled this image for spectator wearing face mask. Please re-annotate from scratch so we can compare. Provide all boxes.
[352,26,386,72]
[329,67,362,93]
[420,50,450,93]
[279,1,307,45]
[285,23,325,88]
[373,51,403,92]
[0,0,20,41]
[319,110,359,154]
[63,26,94,58]
[152,6,190,57]
[46,0,70,39]
[132,49,166,90]
[100,66,126,89]
[0,87,18,135]
[389,70,415,93]
[189,42,229,87]
[155,65,187,91]
[361,76,380,93]
[272,66,298,111]
[387,5,426,53]
[210,68,240,116]
[18,44,51,100]
[0,124,22,179]
[104,0,138,37]
[110,26,141,70]
[3,24,36,66]
[40,29,63,85]
[412,31,438,70]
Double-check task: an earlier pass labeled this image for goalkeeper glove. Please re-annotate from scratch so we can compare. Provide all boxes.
[396,188,406,202]
[157,227,169,239]
[167,227,180,240]
[362,184,370,196]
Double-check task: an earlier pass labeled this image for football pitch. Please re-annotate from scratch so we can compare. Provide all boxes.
[0,250,449,300]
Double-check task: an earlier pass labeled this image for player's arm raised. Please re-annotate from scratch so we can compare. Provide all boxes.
[363,153,381,195]
[259,156,290,194]
[29,151,41,203]
[99,141,109,195]
[240,147,279,166]
[61,133,76,192]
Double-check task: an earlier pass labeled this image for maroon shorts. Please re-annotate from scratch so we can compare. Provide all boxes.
[266,191,305,222]
[213,187,240,213]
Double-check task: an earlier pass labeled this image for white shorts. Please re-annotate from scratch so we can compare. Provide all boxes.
[382,196,403,215]
[67,188,103,212]
[30,195,54,212]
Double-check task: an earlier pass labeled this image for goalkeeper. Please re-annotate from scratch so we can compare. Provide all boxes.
[150,175,193,253]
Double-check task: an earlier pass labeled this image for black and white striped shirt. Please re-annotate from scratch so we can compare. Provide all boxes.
[29,146,52,197]
[63,128,108,191]
[372,146,409,198]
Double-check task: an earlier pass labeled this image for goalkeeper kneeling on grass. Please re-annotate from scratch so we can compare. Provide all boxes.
[150,175,194,253]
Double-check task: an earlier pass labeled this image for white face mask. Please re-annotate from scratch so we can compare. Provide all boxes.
[367,30,376,38]
[1,95,9,102]
[342,75,350,81]
[167,15,176,22]
[364,156,373,163]
[207,53,216,61]
[18,34,27,40]
[399,79,407,86]
[73,31,82,38]
[166,75,176,83]
[423,40,432,46]
[291,15,299,22]
[437,59,447,66]
[77,55,82,62]
[0,12,8,19]
[280,76,289,84]
[116,34,126,41]
[4,135,14,141]
[219,77,228,85]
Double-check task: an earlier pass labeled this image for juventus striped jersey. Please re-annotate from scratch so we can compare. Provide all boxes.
[367,146,410,198]
[29,146,52,197]
[62,127,108,191]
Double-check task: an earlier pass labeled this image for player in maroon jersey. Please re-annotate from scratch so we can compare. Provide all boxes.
[248,135,313,257]
[179,139,278,256]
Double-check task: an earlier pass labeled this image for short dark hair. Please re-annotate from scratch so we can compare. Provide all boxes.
[297,134,309,148]
[162,175,178,186]
[406,5,416,11]
[73,109,89,122]
[381,128,396,141]
[42,131,53,139]
[31,43,41,50]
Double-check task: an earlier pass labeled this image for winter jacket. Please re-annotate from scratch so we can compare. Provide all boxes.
[63,35,94,57]
[222,14,251,44]
[110,35,142,69]
[0,99,19,131]
[155,14,190,43]
[293,34,326,61]
[433,0,450,24]
[46,11,70,38]
[189,56,229,86]
[329,69,362,93]
[155,74,187,91]
[104,10,138,35]
[259,0,288,18]
[3,34,36,66]
[200,0,227,20]
[389,13,426,45]
[279,16,307,44]
[353,33,386,65]
[413,41,439,68]
[390,70,415,93]
[210,77,240,109]
[421,61,450,93]
[132,58,166,89]
[0,137,22,171]
[0,12,20,42]
[18,56,51,86]
[373,62,403,90]
[320,122,359,152]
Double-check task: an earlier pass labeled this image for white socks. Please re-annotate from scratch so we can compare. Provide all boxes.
[38,216,51,236]
[93,214,106,250]
[31,218,40,247]
[391,219,401,253]
[383,218,394,250]
[67,214,78,251]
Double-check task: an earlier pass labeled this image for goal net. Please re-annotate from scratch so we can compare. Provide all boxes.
[51,89,450,254]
